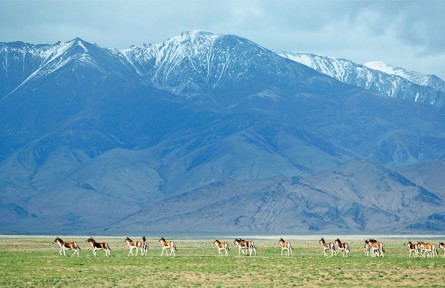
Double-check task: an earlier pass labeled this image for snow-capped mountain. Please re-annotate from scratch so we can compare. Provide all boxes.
[364,60,445,92]
[280,52,445,107]
[0,39,137,99]
[1,32,444,235]
[120,31,329,107]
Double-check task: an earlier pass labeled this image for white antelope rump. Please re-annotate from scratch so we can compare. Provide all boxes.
[86,237,111,256]
[124,237,145,256]
[233,239,257,256]
[158,237,176,256]
[214,240,229,256]
[319,238,337,257]
[334,238,350,257]
[53,237,81,257]
[365,239,384,257]
[278,238,293,256]
[407,241,419,258]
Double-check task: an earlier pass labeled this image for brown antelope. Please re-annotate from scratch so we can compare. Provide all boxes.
[279,238,293,256]
[233,238,256,256]
[158,237,176,256]
[439,242,445,258]
[407,241,419,258]
[214,240,229,256]
[319,238,337,257]
[124,237,145,256]
[334,238,350,257]
[53,237,80,257]
[365,239,384,257]
[86,237,111,256]
[418,242,438,258]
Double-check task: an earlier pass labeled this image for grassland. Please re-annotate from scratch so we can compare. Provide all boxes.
[1,236,445,287]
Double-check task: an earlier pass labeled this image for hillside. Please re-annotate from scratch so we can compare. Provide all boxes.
[0,31,444,234]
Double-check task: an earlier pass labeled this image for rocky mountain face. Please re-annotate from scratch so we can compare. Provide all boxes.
[114,159,443,234]
[279,52,445,108]
[1,31,444,234]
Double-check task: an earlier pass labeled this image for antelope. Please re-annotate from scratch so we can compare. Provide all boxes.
[86,237,111,256]
[278,238,293,256]
[124,237,144,256]
[407,241,419,258]
[159,237,176,256]
[365,239,384,257]
[233,239,256,256]
[140,236,148,256]
[319,238,337,257]
[214,240,229,256]
[334,238,350,257]
[439,242,445,258]
[53,237,80,257]
[418,242,437,258]
[364,243,370,256]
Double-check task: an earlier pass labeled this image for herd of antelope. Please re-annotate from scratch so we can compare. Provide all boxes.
[52,236,445,259]
[407,241,444,258]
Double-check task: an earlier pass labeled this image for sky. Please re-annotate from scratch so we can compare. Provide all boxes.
[1,0,444,79]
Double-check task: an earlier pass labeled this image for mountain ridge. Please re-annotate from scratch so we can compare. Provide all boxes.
[1,31,444,234]
[279,52,445,108]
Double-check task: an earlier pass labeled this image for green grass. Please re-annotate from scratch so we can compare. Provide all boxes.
[1,237,445,287]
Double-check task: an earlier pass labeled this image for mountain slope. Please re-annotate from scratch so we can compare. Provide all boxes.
[0,32,444,234]
[364,61,445,93]
[112,160,442,234]
[280,52,445,107]
[121,31,339,109]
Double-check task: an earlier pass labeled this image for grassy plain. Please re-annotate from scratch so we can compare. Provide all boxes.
[1,236,445,287]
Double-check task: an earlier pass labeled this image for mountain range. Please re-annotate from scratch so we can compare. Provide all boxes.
[1,31,444,235]
[279,52,445,108]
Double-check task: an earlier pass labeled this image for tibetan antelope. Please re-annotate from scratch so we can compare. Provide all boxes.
[140,236,148,256]
[418,242,438,258]
[53,237,80,257]
[364,242,370,256]
[407,241,419,258]
[334,238,350,257]
[86,237,111,256]
[365,239,384,257]
[124,237,145,256]
[233,239,256,256]
[319,238,337,257]
[214,240,229,256]
[439,242,445,258]
[159,237,176,256]
[279,238,293,256]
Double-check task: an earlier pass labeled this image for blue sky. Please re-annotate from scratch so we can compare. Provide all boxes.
[1,0,444,79]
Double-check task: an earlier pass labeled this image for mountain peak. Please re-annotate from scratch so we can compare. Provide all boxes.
[364,60,445,91]
[364,60,400,75]
[281,52,445,107]
[180,30,218,38]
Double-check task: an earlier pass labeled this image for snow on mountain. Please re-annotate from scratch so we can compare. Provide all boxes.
[120,31,328,106]
[364,60,445,93]
[280,52,445,107]
[0,38,140,100]
[0,39,90,98]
